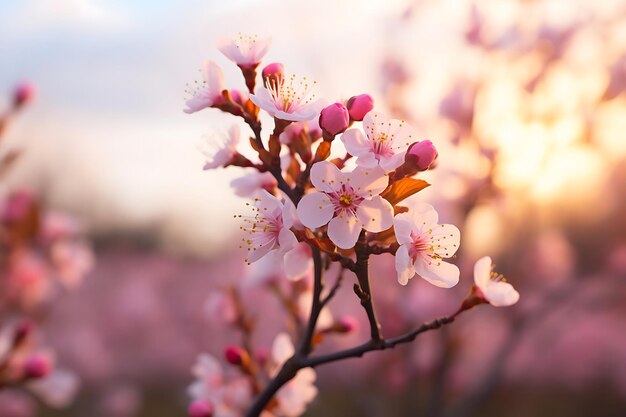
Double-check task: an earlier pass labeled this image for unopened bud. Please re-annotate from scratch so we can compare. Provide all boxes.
[319,102,349,137]
[262,63,284,88]
[23,355,51,379]
[188,400,213,417]
[12,82,36,109]
[335,316,359,333]
[405,140,438,171]
[224,345,249,367]
[346,94,374,121]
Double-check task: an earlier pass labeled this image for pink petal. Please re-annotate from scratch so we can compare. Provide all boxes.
[473,256,492,287]
[202,60,225,95]
[485,281,520,307]
[341,129,370,156]
[257,190,282,214]
[392,212,415,245]
[284,243,313,281]
[353,152,379,168]
[356,196,394,233]
[395,245,415,285]
[272,333,295,365]
[347,166,388,197]
[278,228,298,253]
[414,259,459,288]
[379,152,406,171]
[327,214,361,249]
[430,224,461,259]
[281,198,297,229]
[296,192,334,229]
[310,161,342,193]
[184,95,212,114]
[245,239,276,263]
[409,203,439,232]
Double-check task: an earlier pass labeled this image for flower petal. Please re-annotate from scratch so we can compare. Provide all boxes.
[485,282,520,307]
[393,212,415,245]
[310,161,343,193]
[296,192,334,229]
[327,214,361,249]
[348,166,388,197]
[354,152,379,168]
[272,333,295,366]
[278,228,298,253]
[202,60,225,95]
[414,258,460,288]
[356,196,394,233]
[473,256,492,287]
[409,203,439,232]
[430,224,461,259]
[256,190,282,214]
[245,239,276,263]
[282,198,297,229]
[395,245,415,285]
[341,129,370,156]
[284,243,313,281]
[379,152,406,171]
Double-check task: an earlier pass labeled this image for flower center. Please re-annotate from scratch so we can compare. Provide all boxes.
[329,184,363,216]
[408,231,438,262]
[339,194,353,207]
[266,74,316,113]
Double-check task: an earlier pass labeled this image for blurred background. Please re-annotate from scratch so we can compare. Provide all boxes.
[1,0,626,416]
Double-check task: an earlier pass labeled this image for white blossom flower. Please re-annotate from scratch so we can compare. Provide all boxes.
[393,203,460,287]
[240,191,298,264]
[473,256,520,307]
[201,125,240,170]
[271,333,317,417]
[296,161,393,249]
[217,33,271,67]
[341,111,418,171]
[250,74,322,122]
[185,61,225,114]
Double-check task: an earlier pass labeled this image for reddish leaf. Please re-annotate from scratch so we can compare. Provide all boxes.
[381,178,430,205]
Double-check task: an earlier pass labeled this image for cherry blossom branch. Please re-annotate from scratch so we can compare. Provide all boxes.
[302,315,457,368]
[354,231,383,341]
[320,267,345,308]
[298,246,324,356]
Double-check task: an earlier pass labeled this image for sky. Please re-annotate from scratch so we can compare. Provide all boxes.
[0,0,416,255]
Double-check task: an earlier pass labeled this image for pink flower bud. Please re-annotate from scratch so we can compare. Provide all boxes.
[336,316,359,333]
[262,62,284,88]
[346,94,374,121]
[319,103,349,136]
[1,190,36,223]
[405,140,438,171]
[23,355,51,379]
[188,400,213,417]
[224,345,248,366]
[12,82,36,108]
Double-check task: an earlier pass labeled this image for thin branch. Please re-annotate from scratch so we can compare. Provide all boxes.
[298,246,324,355]
[354,231,383,341]
[320,267,345,308]
[303,316,456,368]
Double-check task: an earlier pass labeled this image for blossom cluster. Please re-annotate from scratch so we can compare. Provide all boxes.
[185,33,519,417]
[0,83,92,411]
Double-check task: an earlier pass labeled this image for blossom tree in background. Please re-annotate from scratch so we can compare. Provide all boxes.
[185,34,519,417]
[0,83,94,413]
